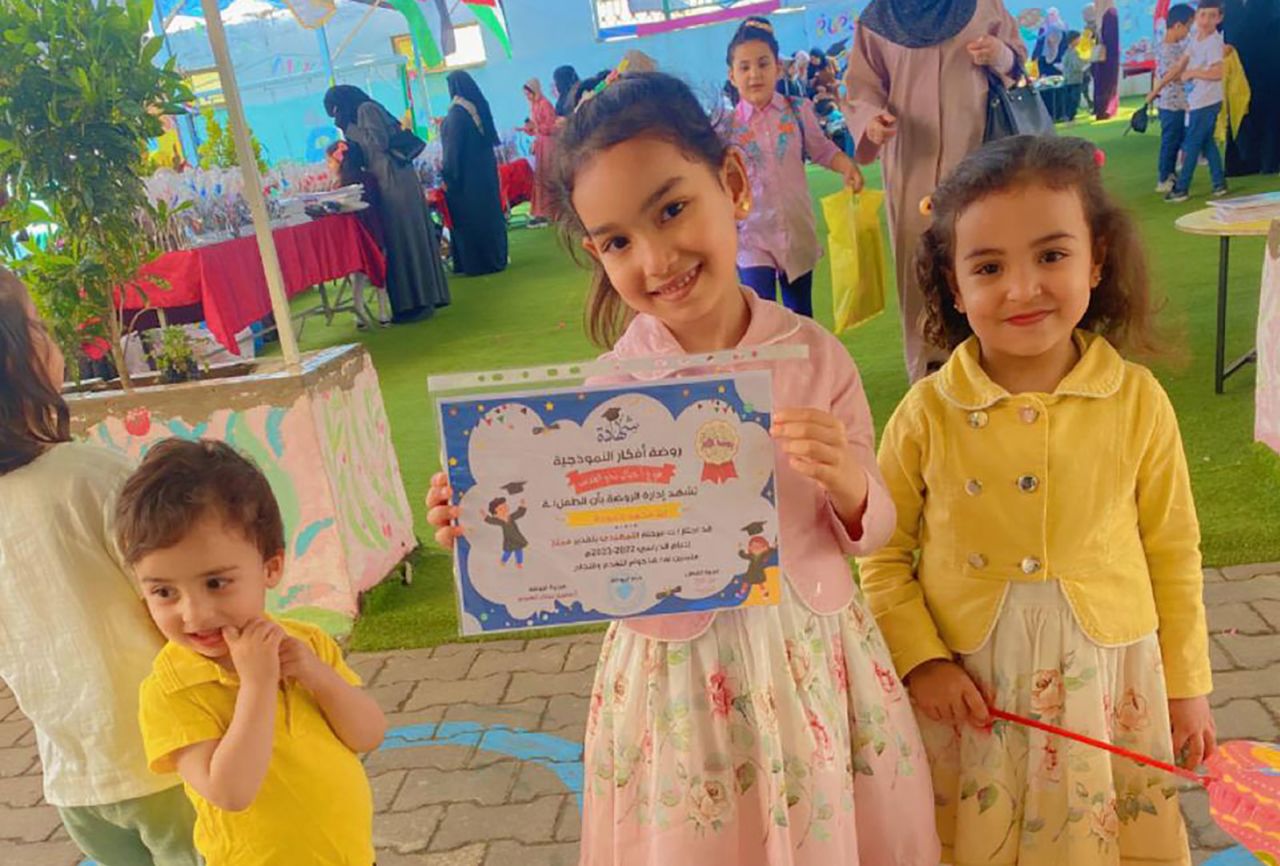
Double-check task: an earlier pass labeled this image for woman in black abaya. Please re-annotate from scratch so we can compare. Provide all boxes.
[440,72,509,277]
[323,85,450,323]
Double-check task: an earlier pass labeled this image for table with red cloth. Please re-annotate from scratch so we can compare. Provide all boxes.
[427,158,536,230]
[118,213,385,355]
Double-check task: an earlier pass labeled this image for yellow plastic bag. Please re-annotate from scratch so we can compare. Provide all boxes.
[821,187,886,334]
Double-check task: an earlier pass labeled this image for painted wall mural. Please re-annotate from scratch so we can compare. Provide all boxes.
[69,345,415,635]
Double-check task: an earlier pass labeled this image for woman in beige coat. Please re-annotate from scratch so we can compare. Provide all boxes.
[844,0,1025,381]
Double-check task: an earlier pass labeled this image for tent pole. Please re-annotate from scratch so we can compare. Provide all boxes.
[199,0,301,369]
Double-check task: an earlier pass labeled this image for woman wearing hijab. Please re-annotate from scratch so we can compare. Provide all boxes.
[552,65,581,118]
[1223,0,1280,175]
[1033,7,1068,75]
[1092,0,1120,119]
[441,71,508,276]
[323,84,449,322]
[844,0,1024,381]
[522,78,558,225]
[806,48,833,97]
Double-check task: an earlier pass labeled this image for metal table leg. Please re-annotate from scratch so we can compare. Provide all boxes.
[1215,236,1229,394]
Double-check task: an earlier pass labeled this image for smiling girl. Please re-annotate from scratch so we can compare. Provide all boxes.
[861,136,1214,866]
[427,71,937,866]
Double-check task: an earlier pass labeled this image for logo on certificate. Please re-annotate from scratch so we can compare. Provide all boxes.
[608,574,646,612]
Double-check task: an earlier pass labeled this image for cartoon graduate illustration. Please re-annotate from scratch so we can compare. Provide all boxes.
[484,482,530,569]
[738,521,777,599]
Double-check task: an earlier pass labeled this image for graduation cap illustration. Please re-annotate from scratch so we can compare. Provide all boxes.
[741,521,767,535]
[500,481,527,495]
[532,422,562,435]
[602,407,623,422]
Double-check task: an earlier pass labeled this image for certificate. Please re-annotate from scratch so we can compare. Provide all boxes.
[437,371,782,634]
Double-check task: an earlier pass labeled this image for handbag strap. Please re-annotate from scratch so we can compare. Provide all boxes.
[988,54,1030,91]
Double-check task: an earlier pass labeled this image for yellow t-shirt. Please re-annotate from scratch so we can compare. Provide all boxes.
[139,618,374,866]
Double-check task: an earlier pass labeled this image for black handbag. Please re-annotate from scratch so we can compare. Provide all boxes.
[388,127,427,166]
[984,64,1056,142]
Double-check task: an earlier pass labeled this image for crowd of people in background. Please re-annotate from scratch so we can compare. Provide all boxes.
[320,0,1275,379]
[11,0,1280,863]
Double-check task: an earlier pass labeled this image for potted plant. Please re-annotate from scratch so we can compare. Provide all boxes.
[0,0,416,635]
[151,326,200,384]
[0,0,192,389]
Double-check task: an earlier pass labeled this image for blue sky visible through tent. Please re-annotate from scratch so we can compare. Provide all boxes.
[159,0,288,14]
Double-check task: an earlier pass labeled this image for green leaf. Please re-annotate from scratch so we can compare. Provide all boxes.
[1138,797,1158,816]
[977,785,998,814]
[1023,817,1046,833]
[141,36,163,65]
[961,779,979,799]
[735,762,757,794]
[817,803,834,820]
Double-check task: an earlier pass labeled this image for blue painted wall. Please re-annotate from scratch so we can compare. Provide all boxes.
[164,0,1160,165]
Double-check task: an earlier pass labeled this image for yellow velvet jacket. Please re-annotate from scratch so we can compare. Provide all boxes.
[859,332,1213,698]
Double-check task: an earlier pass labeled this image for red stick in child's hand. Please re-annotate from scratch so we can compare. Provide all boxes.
[986,706,1210,785]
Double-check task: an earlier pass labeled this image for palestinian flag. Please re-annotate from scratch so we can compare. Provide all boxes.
[389,0,444,68]
[464,0,512,58]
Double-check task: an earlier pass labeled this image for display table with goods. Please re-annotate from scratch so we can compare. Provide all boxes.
[119,166,391,352]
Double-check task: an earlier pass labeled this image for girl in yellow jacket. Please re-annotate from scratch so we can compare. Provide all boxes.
[860,135,1214,866]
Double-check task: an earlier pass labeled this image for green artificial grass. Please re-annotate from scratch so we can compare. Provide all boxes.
[281,105,1280,650]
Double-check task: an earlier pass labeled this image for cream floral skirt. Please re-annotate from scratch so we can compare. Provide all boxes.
[578,578,939,866]
[923,580,1192,866]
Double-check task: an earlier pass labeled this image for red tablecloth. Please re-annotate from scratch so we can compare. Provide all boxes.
[427,159,536,230]
[120,213,385,355]
[499,158,535,209]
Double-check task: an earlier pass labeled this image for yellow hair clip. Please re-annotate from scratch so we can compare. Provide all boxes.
[919,195,934,217]
[745,19,775,32]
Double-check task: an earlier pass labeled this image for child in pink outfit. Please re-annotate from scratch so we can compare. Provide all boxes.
[723,16,863,318]
[428,71,937,866]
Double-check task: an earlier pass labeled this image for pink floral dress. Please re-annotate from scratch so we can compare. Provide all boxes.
[920,580,1192,866]
[578,581,939,866]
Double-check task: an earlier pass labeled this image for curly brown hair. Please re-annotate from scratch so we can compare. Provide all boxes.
[550,71,730,348]
[915,135,1158,354]
[115,438,284,566]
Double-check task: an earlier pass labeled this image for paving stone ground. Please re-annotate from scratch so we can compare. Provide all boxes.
[2,565,1277,865]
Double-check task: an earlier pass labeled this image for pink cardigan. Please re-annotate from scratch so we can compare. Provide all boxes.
[594,290,895,642]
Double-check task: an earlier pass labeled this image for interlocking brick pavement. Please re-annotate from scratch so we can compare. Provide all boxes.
[2,565,1277,865]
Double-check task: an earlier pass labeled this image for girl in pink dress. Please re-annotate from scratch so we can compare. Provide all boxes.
[427,71,938,866]
[723,16,863,318]
[523,78,558,225]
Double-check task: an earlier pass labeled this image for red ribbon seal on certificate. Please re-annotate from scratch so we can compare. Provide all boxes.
[695,419,740,484]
